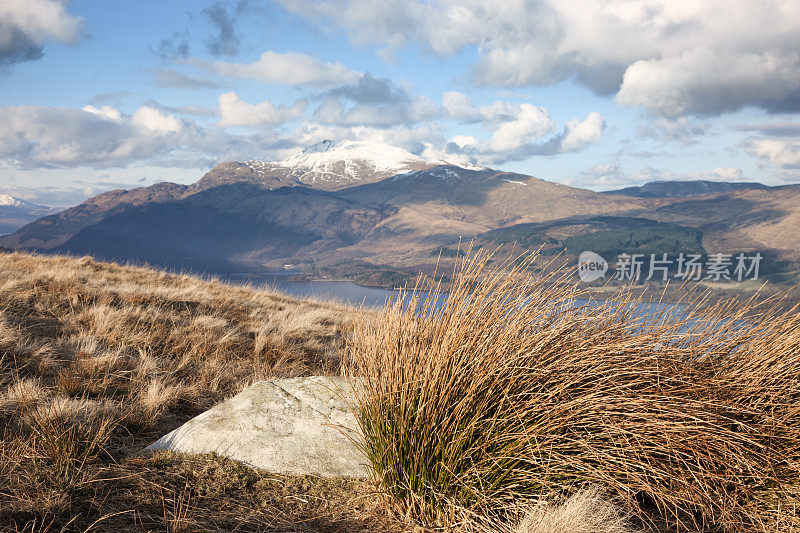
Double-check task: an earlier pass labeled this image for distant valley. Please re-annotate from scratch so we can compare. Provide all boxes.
[2,140,799,287]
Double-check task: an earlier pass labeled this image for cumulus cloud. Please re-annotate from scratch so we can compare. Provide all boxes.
[434,110,606,165]
[82,105,122,121]
[744,138,800,170]
[616,49,800,117]
[328,72,406,104]
[489,104,553,152]
[0,0,82,69]
[132,106,183,133]
[217,92,306,128]
[559,112,605,153]
[441,93,605,159]
[738,120,800,177]
[279,0,800,117]
[0,103,292,169]
[207,50,360,86]
[441,91,482,122]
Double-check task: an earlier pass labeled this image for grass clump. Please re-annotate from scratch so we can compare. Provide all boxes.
[348,250,800,532]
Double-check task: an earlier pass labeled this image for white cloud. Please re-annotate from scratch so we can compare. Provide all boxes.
[132,106,183,133]
[217,92,306,128]
[571,162,631,188]
[441,91,481,122]
[744,137,800,170]
[616,49,800,117]
[450,135,478,149]
[82,105,122,121]
[559,112,605,153]
[694,167,745,182]
[311,73,438,127]
[207,50,360,86]
[0,103,289,169]
[737,121,800,179]
[0,0,82,67]
[280,0,800,116]
[489,104,553,152]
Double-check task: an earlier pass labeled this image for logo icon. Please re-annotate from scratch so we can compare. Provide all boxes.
[578,251,608,282]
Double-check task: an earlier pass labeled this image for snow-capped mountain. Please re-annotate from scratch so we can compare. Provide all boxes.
[193,140,485,192]
[247,140,432,189]
[0,195,40,209]
[0,195,55,235]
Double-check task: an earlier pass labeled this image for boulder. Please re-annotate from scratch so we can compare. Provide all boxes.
[147,376,368,478]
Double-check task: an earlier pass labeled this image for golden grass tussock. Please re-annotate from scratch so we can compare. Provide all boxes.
[347,249,800,532]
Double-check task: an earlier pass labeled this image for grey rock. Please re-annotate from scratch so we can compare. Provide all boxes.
[147,376,368,478]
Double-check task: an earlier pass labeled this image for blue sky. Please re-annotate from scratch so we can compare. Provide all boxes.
[1,0,799,207]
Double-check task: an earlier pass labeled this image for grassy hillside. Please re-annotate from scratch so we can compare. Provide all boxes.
[0,251,409,532]
[3,251,800,532]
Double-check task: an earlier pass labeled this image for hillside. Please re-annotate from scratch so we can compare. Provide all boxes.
[0,251,410,531]
[604,180,768,198]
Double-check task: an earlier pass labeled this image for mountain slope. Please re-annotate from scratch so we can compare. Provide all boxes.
[604,180,768,198]
[0,182,187,249]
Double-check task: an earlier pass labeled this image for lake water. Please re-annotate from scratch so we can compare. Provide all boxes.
[138,256,397,308]
[134,256,718,339]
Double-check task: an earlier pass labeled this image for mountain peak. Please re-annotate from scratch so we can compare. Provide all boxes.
[0,194,37,209]
[276,140,431,187]
[301,139,335,154]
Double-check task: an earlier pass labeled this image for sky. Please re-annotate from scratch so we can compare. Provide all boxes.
[1,0,799,207]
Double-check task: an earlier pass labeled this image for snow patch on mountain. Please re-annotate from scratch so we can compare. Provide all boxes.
[241,140,491,188]
[280,140,429,184]
[0,195,38,209]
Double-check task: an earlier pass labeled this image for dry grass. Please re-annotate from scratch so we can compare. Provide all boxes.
[0,251,409,532]
[347,249,800,532]
[0,250,353,417]
[513,488,638,533]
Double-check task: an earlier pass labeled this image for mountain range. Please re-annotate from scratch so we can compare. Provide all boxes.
[2,140,799,285]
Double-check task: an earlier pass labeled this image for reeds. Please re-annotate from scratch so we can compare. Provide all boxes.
[347,250,800,532]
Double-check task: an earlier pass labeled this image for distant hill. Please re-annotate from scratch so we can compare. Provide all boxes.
[604,180,768,198]
[0,195,57,235]
[2,143,800,285]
